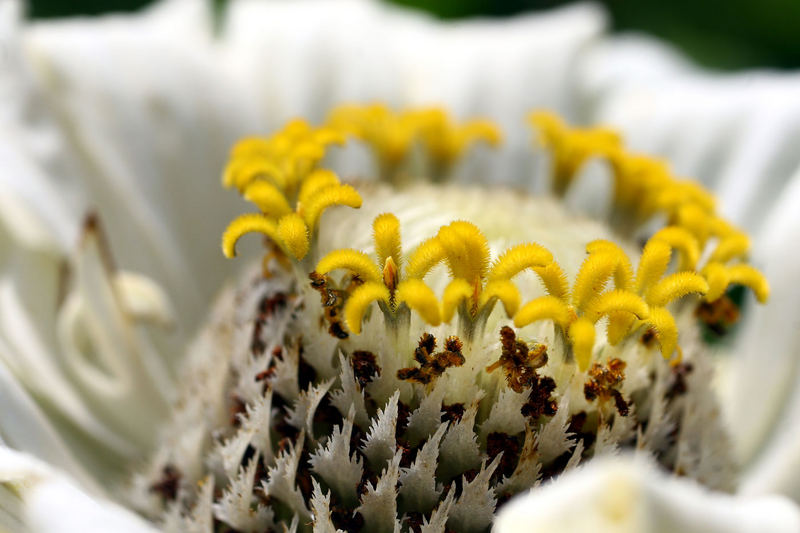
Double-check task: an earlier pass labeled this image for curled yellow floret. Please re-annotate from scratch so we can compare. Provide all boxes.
[645,272,708,307]
[582,290,649,324]
[488,243,554,281]
[572,250,629,311]
[373,213,403,272]
[405,237,446,280]
[703,263,770,303]
[243,181,293,218]
[301,184,362,230]
[277,213,310,260]
[648,226,700,271]
[568,318,596,372]
[645,306,679,359]
[396,279,442,327]
[514,296,572,330]
[222,213,280,259]
[298,169,341,207]
[479,280,521,319]
[635,240,672,295]
[315,249,383,285]
[436,221,491,283]
[710,231,751,263]
[441,278,474,323]
[344,282,391,335]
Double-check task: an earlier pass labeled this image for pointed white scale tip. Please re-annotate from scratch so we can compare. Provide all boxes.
[493,455,800,533]
[0,447,158,533]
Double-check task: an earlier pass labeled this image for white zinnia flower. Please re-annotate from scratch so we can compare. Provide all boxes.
[1,1,799,532]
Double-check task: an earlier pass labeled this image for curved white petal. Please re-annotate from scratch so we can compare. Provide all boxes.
[18,0,257,343]
[494,455,800,533]
[0,447,157,533]
[580,35,800,235]
[736,168,800,500]
[223,0,606,184]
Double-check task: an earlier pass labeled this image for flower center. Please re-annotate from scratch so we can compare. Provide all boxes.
[130,105,768,533]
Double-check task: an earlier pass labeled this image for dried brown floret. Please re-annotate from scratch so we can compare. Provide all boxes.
[309,271,350,339]
[520,376,558,419]
[487,327,557,419]
[486,432,522,480]
[696,294,740,336]
[351,350,381,389]
[640,328,657,349]
[397,333,465,385]
[666,362,694,400]
[442,402,466,424]
[149,465,181,502]
[584,358,629,416]
[486,326,548,393]
[229,394,247,427]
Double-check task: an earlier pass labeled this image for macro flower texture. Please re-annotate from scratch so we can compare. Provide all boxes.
[3,0,800,532]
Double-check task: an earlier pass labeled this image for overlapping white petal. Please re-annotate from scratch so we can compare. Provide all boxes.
[0,447,157,533]
[736,169,800,500]
[494,455,800,533]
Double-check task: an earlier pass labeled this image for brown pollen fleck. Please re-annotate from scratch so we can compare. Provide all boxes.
[397,333,465,385]
[584,358,629,416]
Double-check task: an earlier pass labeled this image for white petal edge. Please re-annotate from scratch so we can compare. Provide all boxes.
[494,455,800,533]
[0,447,157,533]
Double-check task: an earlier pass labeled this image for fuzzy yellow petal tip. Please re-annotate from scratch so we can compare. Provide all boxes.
[514,296,572,330]
[315,249,382,285]
[569,318,596,372]
[480,280,521,318]
[396,279,441,326]
[344,282,390,335]
[373,213,402,273]
[489,243,554,281]
[222,213,279,259]
[277,213,310,260]
[441,278,473,323]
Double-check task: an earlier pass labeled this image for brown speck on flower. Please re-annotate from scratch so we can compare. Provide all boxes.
[487,327,557,419]
[487,326,548,393]
[584,358,629,416]
[442,402,466,423]
[148,465,181,502]
[666,362,694,400]
[229,395,247,427]
[309,271,350,339]
[696,295,740,336]
[640,327,658,349]
[351,350,381,389]
[486,432,522,480]
[397,333,465,385]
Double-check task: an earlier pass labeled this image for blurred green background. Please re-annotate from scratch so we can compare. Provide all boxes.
[28,0,800,70]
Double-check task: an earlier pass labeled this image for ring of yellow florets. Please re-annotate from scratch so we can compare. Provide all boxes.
[221,104,768,372]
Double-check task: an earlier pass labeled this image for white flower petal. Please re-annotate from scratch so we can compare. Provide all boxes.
[0,447,157,533]
[223,0,606,183]
[19,0,257,340]
[735,168,800,500]
[580,35,800,234]
[494,455,800,533]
